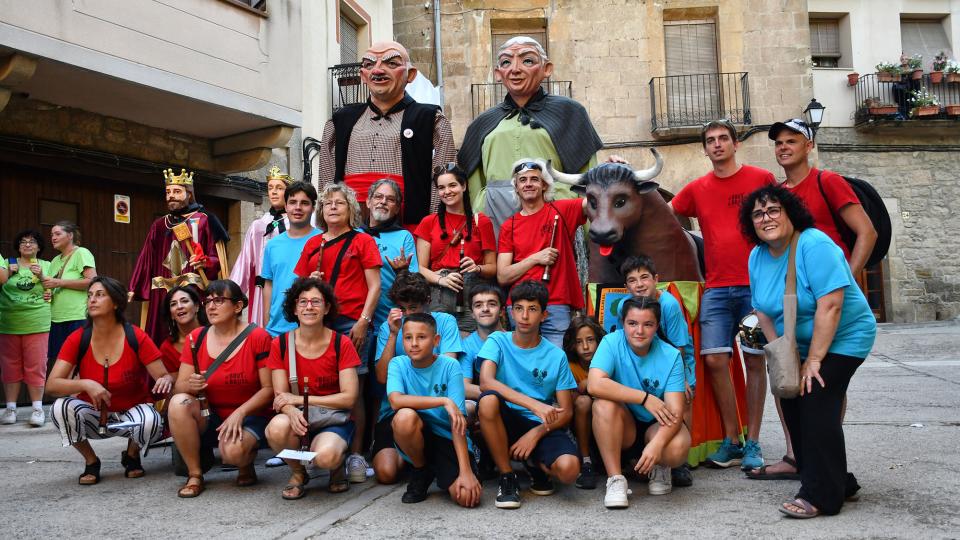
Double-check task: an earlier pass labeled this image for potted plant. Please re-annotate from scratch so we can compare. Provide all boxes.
[848,72,860,86]
[876,62,902,82]
[946,103,960,116]
[909,88,940,117]
[864,97,898,115]
[905,54,924,80]
[931,51,949,83]
[946,61,960,84]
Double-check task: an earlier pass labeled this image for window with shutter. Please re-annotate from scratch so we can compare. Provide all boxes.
[340,15,359,65]
[663,20,719,126]
[810,19,841,68]
[900,19,953,69]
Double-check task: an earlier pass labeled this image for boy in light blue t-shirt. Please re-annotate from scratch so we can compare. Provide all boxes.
[589,297,690,509]
[476,280,579,510]
[459,282,506,402]
[386,313,481,507]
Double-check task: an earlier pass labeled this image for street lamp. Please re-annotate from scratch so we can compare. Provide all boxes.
[804,98,826,128]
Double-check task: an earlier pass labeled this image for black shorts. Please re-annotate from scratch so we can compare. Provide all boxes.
[479,391,577,468]
[370,416,396,457]
[400,425,479,490]
[623,418,658,459]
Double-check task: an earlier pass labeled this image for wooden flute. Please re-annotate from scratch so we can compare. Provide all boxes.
[542,214,560,283]
[188,334,210,417]
[98,359,109,435]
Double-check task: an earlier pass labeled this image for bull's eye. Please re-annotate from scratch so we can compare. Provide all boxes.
[587,195,598,210]
[614,196,627,209]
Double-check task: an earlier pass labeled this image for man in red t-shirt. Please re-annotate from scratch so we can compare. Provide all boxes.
[497,159,586,347]
[670,119,775,471]
[770,119,877,276]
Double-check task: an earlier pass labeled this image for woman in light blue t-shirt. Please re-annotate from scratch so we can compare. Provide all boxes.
[740,184,876,520]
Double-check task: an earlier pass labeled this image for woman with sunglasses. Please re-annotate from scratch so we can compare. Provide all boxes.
[167,279,273,498]
[0,230,52,426]
[414,163,497,332]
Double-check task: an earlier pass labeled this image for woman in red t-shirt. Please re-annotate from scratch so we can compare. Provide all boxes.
[293,183,380,481]
[264,277,361,499]
[47,276,173,485]
[414,164,497,332]
[158,285,207,374]
[167,279,273,498]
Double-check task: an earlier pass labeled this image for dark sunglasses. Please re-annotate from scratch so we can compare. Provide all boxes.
[432,162,460,175]
[512,162,542,175]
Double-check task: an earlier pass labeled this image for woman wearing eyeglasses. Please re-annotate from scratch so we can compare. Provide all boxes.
[265,277,361,499]
[739,185,875,519]
[293,183,381,483]
[0,230,52,426]
[414,163,497,332]
[167,279,273,498]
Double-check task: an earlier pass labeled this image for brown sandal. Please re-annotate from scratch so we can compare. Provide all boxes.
[328,465,349,494]
[236,465,258,487]
[177,475,205,498]
[282,469,310,500]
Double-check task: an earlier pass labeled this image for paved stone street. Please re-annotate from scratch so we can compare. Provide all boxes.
[2,321,958,539]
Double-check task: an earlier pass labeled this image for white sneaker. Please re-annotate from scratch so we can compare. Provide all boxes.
[604,474,632,508]
[265,456,285,468]
[346,454,368,483]
[649,464,672,495]
[0,408,16,425]
[28,408,45,427]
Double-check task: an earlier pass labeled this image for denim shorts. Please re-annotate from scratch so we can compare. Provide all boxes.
[700,286,763,356]
[507,304,571,349]
[330,315,372,375]
[200,411,269,449]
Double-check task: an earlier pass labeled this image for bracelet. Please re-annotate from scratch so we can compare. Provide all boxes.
[437,276,445,286]
[641,392,650,407]
[360,314,372,324]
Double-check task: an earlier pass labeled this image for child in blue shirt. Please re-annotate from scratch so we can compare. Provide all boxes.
[371,271,463,485]
[476,280,579,510]
[621,254,696,487]
[589,296,691,509]
[386,313,481,507]
[459,282,505,403]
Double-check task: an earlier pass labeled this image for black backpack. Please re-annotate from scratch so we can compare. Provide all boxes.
[75,322,140,363]
[816,171,891,268]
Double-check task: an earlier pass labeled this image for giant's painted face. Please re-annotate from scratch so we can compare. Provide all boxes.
[360,41,416,105]
[495,43,553,101]
[165,185,190,212]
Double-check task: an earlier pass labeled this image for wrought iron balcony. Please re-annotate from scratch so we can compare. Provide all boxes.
[329,63,368,113]
[649,72,751,132]
[470,80,573,119]
[853,72,960,125]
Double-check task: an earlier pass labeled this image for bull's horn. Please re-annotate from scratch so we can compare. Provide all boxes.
[546,159,584,186]
[633,148,664,182]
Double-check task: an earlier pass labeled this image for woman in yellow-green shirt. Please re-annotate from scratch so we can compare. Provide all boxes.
[43,221,97,365]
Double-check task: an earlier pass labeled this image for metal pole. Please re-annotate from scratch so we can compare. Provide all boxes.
[433,0,444,103]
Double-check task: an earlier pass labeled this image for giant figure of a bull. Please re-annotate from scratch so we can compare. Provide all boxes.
[548,149,703,284]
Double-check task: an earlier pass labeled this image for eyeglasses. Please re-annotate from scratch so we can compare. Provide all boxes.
[203,296,234,307]
[322,199,348,208]
[512,162,543,175]
[297,298,324,308]
[371,193,399,204]
[19,239,38,245]
[433,162,460,176]
[751,206,783,223]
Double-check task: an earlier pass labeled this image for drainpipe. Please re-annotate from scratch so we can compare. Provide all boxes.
[433,0,444,104]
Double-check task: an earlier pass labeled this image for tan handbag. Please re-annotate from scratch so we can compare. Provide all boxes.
[763,233,802,399]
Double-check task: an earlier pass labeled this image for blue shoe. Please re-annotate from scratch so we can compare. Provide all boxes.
[705,438,743,468]
[741,440,764,471]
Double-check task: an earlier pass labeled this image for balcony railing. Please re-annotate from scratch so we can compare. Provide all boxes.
[649,72,751,131]
[330,63,368,113]
[854,72,960,124]
[470,81,573,119]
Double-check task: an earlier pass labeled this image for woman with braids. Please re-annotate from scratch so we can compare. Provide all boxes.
[414,163,496,332]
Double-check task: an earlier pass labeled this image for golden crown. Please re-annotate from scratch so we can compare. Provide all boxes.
[163,168,194,187]
[266,166,293,185]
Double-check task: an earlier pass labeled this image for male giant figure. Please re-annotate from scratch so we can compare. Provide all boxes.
[129,168,229,344]
[459,36,604,232]
[318,41,456,227]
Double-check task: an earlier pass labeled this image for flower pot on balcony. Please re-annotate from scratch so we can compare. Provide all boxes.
[947,73,960,83]
[945,105,960,116]
[877,72,899,82]
[868,106,898,115]
[911,69,924,80]
[847,73,860,86]
[910,105,940,117]
[930,71,944,84]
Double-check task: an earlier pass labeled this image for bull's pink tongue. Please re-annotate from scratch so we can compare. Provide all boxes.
[599,245,613,257]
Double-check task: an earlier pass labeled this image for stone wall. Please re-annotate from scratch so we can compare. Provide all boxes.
[817,127,960,322]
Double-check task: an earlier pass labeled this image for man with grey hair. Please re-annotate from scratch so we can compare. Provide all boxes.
[497,159,587,347]
[459,36,604,233]
[318,41,456,228]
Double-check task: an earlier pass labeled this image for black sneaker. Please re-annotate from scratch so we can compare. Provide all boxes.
[401,467,434,503]
[576,461,598,490]
[495,472,521,509]
[672,464,693,488]
[525,462,555,496]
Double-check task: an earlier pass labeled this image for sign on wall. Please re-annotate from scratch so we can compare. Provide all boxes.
[114,194,130,224]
